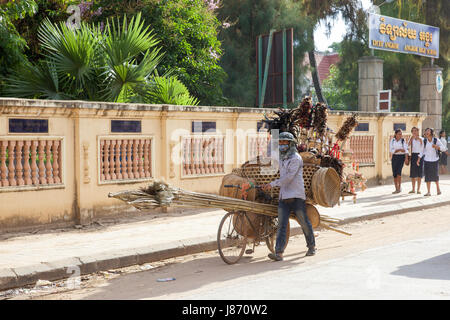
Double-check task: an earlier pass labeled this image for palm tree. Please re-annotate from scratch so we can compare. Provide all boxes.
[147,76,199,106]
[5,13,198,105]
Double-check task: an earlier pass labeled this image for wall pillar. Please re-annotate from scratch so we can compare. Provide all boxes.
[72,111,94,225]
[358,56,384,112]
[420,65,443,131]
[232,112,239,168]
[160,108,168,181]
[375,115,385,184]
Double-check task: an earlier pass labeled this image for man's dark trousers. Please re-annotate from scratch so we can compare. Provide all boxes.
[275,198,315,254]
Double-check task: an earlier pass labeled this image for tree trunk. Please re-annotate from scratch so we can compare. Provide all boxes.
[308,33,325,103]
[425,0,435,26]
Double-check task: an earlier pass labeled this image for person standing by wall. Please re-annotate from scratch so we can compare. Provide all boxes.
[408,127,424,194]
[438,130,449,175]
[389,129,408,194]
[417,128,446,196]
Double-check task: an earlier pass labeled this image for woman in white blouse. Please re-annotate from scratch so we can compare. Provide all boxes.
[389,129,408,194]
[408,127,424,194]
[438,130,449,174]
[417,128,446,196]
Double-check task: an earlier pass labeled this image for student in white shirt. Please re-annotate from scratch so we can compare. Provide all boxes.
[408,127,424,194]
[438,130,449,174]
[417,128,446,196]
[389,129,408,194]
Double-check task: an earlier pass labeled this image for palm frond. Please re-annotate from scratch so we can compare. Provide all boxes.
[37,18,102,91]
[146,76,199,106]
[4,61,74,100]
[102,13,160,67]
[100,13,164,103]
[4,12,168,103]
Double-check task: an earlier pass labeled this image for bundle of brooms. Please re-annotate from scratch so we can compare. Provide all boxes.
[108,181,350,236]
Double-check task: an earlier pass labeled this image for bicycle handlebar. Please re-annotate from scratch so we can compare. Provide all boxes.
[223,184,263,189]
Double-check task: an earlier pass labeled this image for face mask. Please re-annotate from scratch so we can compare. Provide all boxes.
[279,144,289,152]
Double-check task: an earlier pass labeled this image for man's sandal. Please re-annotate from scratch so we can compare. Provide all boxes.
[268,253,283,261]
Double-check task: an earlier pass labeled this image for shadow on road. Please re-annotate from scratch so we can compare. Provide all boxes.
[391,252,450,281]
[77,250,312,300]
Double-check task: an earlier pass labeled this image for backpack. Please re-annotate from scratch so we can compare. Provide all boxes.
[423,137,439,156]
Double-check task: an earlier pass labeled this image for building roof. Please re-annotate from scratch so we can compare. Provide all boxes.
[304,52,340,85]
[317,53,340,83]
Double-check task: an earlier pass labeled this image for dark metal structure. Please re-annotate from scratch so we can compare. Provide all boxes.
[256,28,294,108]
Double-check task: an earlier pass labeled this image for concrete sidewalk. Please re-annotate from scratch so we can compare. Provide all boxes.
[1,176,450,291]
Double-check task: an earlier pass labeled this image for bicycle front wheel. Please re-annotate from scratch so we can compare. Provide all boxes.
[217,211,247,265]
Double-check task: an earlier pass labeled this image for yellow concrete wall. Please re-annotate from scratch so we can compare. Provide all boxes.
[0,109,76,230]
[76,110,164,222]
[0,98,426,230]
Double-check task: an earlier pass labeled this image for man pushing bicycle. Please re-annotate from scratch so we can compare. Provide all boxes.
[262,132,316,261]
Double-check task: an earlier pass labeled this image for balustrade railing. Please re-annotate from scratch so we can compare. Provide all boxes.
[248,133,270,160]
[349,135,375,164]
[0,138,63,188]
[181,135,224,176]
[99,138,153,182]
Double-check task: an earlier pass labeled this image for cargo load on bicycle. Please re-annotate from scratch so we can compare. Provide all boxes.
[109,96,364,264]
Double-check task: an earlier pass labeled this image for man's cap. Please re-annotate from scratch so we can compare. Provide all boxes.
[279,132,296,142]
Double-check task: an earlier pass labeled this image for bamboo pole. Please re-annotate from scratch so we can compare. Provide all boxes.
[319,223,352,236]
[108,183,349,236]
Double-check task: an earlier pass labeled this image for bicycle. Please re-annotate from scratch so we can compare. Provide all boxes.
[217,183,290,264]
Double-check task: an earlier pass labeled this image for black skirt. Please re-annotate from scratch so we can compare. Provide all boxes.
[410,153,423,178]
[440,152,448,166]
[424,160,439,182]
[391,154,405,178]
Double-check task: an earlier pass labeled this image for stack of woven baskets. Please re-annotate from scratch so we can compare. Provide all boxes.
[233,156,341,208]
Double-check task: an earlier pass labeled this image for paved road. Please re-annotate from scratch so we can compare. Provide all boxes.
[11,205,450,300]
[184,231,450,300]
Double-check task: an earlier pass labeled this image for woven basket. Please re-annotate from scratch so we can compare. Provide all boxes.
[291,203,320,229]
[306,204,320,228]
[299,152,321,165]
[238,157,319,204]
[311,167,341,207]
[219,174,263,239]
[219,174,257,201]
[232,211,265,240]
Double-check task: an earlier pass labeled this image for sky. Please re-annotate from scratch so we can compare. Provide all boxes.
[314,0,373,52]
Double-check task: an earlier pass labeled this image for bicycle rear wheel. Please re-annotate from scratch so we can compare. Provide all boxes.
[217,211,247,264]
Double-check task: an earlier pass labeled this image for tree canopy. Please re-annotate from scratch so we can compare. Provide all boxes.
[0,0,38,94]
[1,0,225,105]
[324,0,448,120]
[4,13,198,105]
[86,0,226,105]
